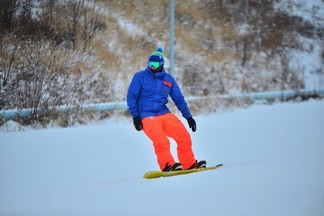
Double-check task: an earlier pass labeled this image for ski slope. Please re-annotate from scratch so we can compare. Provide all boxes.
[1,100,324,216]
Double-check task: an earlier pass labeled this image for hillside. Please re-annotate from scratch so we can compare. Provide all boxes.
[0,0,323,125]
[94,0,324,97]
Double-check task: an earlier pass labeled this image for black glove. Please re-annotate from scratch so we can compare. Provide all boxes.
[133,116,143,131]
[187,117,196,132]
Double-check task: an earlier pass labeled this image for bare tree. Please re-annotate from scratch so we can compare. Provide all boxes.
[0,0,18,32]
[70,0,85,51]
[44,0,56,23]
[82,0,105,52]
[5,42,70,120]
[0,37,19,91]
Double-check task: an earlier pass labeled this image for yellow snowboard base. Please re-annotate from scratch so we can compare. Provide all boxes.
[143,164,223,179]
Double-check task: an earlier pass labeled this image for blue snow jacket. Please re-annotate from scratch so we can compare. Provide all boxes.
[127,67,192,120]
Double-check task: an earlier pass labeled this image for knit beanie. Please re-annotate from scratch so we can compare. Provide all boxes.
[148,47,165,64]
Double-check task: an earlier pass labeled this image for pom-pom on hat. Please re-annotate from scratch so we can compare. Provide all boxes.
[148,47,165,64]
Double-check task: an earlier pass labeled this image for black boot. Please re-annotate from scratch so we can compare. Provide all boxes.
[188,160,207,170]
[162,162,183,172]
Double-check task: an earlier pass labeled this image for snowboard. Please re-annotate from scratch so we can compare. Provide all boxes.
[143,163,223,179]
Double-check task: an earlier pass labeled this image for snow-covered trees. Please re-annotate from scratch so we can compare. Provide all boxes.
[0,0,109,123]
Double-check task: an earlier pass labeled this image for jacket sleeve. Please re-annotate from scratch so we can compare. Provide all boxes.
[169,78,192,119]
[127,73,141,118]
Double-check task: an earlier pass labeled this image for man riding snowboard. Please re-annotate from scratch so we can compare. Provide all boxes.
[127,48,206,171]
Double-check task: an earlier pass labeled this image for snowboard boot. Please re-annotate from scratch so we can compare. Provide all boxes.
[162,162,183,172]
[188,160,207,170]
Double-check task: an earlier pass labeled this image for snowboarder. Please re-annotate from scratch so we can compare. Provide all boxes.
[127,47,206,172]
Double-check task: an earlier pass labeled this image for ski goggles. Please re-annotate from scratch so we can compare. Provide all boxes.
[149,61,161,69]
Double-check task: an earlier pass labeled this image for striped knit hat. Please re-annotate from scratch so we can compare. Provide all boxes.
[148,47,165,64]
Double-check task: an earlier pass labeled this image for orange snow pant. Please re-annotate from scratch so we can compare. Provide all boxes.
[142,113,196,170]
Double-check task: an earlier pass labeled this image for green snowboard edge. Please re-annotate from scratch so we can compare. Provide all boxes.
[143,163,223,179]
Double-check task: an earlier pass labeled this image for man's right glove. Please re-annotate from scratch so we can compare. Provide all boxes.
[133,116,143,131]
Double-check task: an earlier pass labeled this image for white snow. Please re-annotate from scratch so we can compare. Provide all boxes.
[274,0,324,90]
[0,120,26,132]
[1,100,324,216]
[274,0,324,27]
[291,36,324,90]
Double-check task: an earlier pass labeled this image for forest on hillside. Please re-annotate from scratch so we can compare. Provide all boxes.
[0,0,323,126]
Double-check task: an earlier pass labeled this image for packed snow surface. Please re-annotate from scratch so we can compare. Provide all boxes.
[1,100,324,216]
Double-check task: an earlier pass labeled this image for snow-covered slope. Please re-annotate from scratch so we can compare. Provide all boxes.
[1,100,324,216]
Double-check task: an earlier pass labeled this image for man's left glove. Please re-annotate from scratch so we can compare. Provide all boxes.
[187,117,196,132]
[133,116,143,131]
